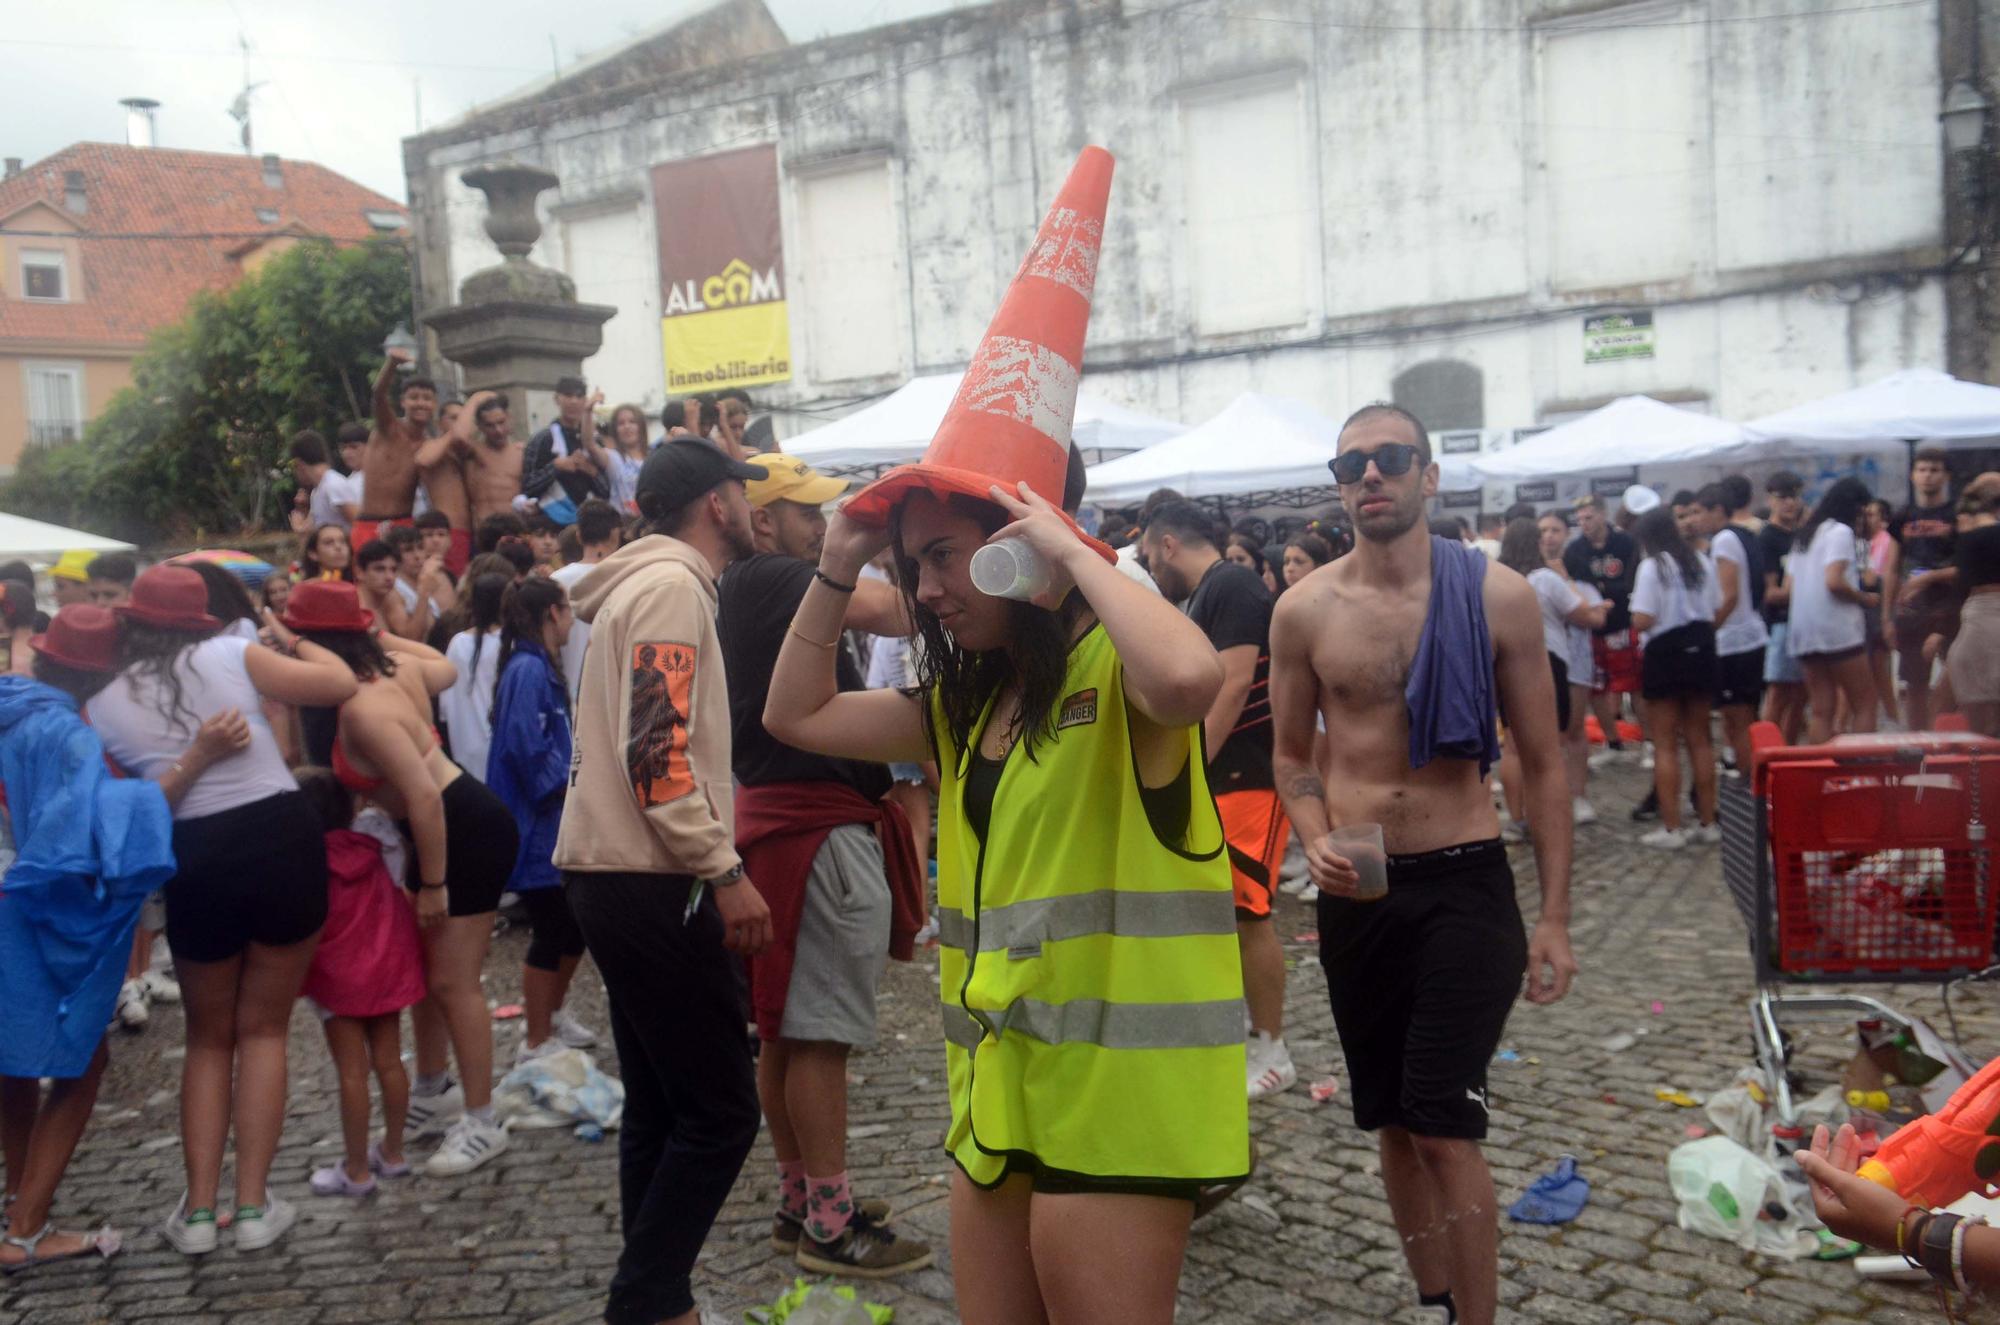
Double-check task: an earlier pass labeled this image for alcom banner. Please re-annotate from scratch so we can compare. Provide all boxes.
[651,145,792,391]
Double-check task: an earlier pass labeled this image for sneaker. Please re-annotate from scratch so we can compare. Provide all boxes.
[1692,822,1722,845]
[308,1165,376,1198]
[115,979,149,1030]
[771,1197,893,1252]
[1571,798,1598,826]
[1278,875,1310,897]
[160,1195,217,1256]
[1247,1032,1297,1101]
[1641,743,1656,770]
[404,1080,463,1141]
[1630,789,1660,823]
[425,1114,509,1177]
[515,1037,562,1066]
[552,1008,597,1049]
[1500,820,1527,844]
[1640,827,1689,851]
[795,1211,935,1278]
[1298,883,1320,903]
[368,1141,412,1178]
[139,969,181,1005]
[231,1195,296,1252]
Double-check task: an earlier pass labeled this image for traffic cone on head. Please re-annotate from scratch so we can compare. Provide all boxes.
[844,146,1115,561]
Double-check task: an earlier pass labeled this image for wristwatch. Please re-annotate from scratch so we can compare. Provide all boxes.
[702,863,745,888]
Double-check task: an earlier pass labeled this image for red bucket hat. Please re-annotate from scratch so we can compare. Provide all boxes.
[281,579,374,634]
[116,566,222,633]
[28,604,121,674]
[842,147,1116,564]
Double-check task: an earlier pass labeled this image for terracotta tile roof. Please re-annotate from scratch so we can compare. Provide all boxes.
[0,142,406,350]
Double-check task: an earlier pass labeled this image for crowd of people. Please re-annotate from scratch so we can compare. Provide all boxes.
[2,151,1995,1325]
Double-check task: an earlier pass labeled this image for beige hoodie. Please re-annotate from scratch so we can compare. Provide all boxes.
[553,533,741,880]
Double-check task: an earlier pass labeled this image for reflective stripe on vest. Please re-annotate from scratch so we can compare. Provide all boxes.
[935,887,1235,954]
[941,998,1244,1052]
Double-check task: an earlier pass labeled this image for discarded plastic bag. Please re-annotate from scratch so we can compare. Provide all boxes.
[494,1047,623,1135]
[746,1278,892,1325]
[1666,1136,1815,1258]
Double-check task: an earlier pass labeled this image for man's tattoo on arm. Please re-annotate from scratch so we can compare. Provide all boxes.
[1285,772,1326,802]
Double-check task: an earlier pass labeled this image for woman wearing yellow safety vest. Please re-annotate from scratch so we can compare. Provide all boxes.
[766,479,1251,1324]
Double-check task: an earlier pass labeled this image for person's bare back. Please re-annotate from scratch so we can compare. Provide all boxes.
[420,452,472,532]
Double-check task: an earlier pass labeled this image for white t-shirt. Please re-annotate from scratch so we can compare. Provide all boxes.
[439,628,502,782]
[549,560,595,705]
[310,470,357,529]
[1786,520,1865,657]
[1709,526,1770,657]
[1526,567,1580,658]
[1629,553,1720,647]
[1114,544,1162,594]
[604,452,644,514]
[87,635,296,820]
[1566,580,1602,681]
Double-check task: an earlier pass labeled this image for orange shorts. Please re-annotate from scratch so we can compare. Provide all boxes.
[1217,788,1290,921]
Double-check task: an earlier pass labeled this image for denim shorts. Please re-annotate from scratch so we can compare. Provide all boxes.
[1763,621,1805,684]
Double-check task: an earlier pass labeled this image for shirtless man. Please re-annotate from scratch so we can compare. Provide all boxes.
[1269,403,1577,1325]
[356,348,439,553]
[436,391,527,527]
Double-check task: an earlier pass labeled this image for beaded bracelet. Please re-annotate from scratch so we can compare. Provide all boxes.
[1897,1205,1928,1267]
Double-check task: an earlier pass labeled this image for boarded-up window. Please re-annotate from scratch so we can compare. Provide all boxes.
[1393,361,1484,432]
[1182,81,1312,336]
[795,160,903,383]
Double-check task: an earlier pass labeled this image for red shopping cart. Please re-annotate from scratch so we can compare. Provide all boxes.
[1719,724,2000,1121]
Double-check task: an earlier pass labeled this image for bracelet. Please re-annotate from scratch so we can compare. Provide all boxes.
[168,761,188,780]
[813,568,857,593]
[788,627,839,650]
[419,881,446,891]
[1897,1205,1926,1266]
[1921,1210,1960,1283]
[1954,1213,1987,1293]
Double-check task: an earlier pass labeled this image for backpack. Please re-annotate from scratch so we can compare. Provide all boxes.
[1727,525,1765,614]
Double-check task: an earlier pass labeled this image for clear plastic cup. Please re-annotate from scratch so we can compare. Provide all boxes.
[1327,823,1388,900]
[969,537,1052,601]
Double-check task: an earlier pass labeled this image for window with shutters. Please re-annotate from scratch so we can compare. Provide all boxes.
[21,250,67,302]
[24,362,84,445]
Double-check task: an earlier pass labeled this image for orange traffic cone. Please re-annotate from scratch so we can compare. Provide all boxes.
[844,145,1115,561]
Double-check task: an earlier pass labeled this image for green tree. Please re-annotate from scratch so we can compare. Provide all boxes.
[3,238,411,544]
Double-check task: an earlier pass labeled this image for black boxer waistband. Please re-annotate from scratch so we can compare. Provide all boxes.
[1385,838,1507,882]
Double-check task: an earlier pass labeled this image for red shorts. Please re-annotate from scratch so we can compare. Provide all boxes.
[352,519,470,578]
[1217,789,1290,921]
[1591,629,1640,695]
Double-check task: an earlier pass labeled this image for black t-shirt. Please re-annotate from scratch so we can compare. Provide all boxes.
[1184,559,1274,792]
[1893,500,1957,576]
[1958,523,2000,591]
[1562,530,1640,634]
[716,553,891,799]
[1757,523,1796,625]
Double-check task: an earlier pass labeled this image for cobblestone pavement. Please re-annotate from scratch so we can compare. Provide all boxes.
[5,760,1999,1323]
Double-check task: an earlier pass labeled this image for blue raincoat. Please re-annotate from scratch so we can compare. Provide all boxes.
[487,642,570,894]
[0,675,176,1078]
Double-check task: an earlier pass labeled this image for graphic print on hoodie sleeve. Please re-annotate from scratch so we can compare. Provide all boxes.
[628,641,696,807]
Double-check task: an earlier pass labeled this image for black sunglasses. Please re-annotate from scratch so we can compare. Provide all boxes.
[1329,442,1424,486]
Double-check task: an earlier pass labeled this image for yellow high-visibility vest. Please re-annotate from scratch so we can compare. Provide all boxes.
[932,624,1249,1187]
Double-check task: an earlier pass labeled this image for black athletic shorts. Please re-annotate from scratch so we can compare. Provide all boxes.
[1641,621,1719,702]
[401,773,519,917]
[519,884,586,971]
[1318,839,1525,1140]
[1714,647,1765,710]
[165,790,329,964]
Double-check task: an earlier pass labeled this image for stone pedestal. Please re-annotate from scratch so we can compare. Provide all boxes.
[423,163,615,440]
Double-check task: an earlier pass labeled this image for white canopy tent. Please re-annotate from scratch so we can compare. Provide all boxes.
[1739,368,2000,450]
[0,514,133,560]
[784,372,1185,474]
[1464,396,1749,483]
[1085,392,1476,508]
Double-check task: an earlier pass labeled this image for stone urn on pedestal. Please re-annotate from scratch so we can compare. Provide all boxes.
[424,163,616,440]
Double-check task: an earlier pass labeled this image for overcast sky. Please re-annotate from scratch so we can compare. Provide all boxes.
[4,0,967,202]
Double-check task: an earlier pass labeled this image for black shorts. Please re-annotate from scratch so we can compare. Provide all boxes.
[165,790,328,965]
[1801,644,1866,666]
[402,774,519,917]
[971,1155,1203,1205]
[1318,839,1525,1140]
[519,884,586,971]
[1715,648,1765,710]
[1548,652,1571,731]
[1641,622,1718,702]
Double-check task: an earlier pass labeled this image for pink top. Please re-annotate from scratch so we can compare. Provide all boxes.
[302,829,426,1018]
[1869,529,1895,577]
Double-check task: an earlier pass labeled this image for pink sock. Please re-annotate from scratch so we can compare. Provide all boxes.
[806,1170,854,1243]
[778,1159,808,1221]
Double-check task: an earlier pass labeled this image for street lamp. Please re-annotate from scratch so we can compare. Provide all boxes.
[1942,80,1990,155]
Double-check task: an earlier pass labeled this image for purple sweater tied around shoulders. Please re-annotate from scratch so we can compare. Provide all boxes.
[1404,535,1500,777]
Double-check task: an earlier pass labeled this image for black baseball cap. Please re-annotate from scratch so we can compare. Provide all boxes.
[635,439,768,520]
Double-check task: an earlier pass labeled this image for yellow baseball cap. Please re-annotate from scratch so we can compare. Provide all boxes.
[49,549,96,583]
[743,454,850,510]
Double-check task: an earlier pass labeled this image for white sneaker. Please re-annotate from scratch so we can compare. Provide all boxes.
[1692,822,1722,845]
[405,1080,464,1141]
[232,1194,297,1252]
[1641,743,1656,770]
[1641,827,1689,851]
[1278,875,1310,897]
[1246,1032,1297,1101]
[552,1008,597,1049]
[1298,883,1320,903]
[140,969,181,1004]
[425,1114,510,1177]
[160,1193,218,1255]
[1571,798,1598,825]
[116,978,149,1029]
[515,1037,561,1066]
